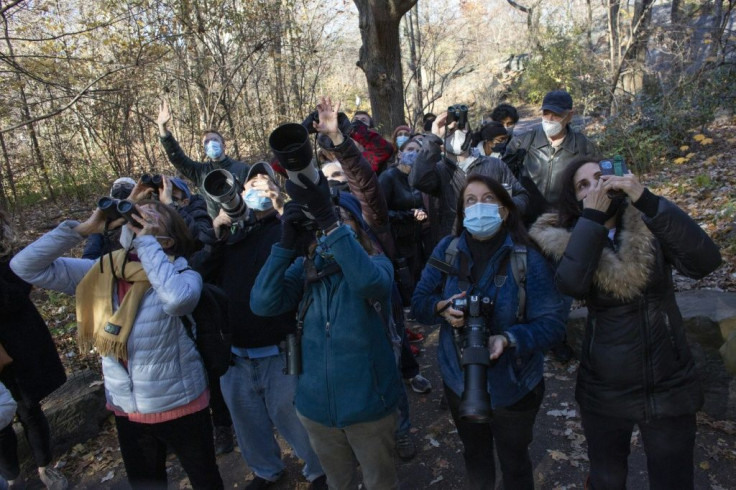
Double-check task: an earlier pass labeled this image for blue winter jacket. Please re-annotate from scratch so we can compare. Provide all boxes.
[412,231,566,408]
[250,225,400,428]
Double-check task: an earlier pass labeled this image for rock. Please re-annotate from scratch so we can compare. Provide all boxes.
[15,369,107,472]
[565,290,736,419]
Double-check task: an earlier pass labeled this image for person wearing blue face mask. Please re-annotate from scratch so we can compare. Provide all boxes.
[189,161,327,490]
[412,174,567,490]
[157,100,250,219]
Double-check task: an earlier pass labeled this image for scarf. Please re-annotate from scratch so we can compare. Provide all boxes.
[76,249,151,360]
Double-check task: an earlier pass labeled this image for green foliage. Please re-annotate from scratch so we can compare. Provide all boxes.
[596,64,736,173]
[513,28,608,114]
[694,173,713,188]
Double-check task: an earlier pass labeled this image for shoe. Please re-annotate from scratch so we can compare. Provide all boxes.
[245,475,280,490]
[406,329,424,343]
[395,433,417,461]
[309,474,328,490]
[409,344,421,357]
[38,467,68,490]
[407,374,432,394]
[214,425,234,455]
[551,342,574,364]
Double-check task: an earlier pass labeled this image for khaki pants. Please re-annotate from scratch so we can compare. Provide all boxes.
[296,410,399,490]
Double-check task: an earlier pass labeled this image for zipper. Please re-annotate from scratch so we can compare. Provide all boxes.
[320,279,337,426]
[640,299,655,421]
[588,317,596,361]
[663,312,680,361]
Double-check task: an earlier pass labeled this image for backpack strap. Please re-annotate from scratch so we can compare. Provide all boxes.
[367,298,402,364]
[509,245,527,322]
[427,236,472,291]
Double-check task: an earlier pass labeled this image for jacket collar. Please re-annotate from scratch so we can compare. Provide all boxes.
[529,205,655,300]
[531,124,579,153]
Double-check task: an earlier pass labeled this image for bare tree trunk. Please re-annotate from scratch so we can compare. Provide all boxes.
[671,0,681,23]
[608,0,621,77]
[354,0,418,132]
[406,3,423,128]
[0,133,15,210]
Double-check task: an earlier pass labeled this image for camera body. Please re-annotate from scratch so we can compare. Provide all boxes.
[452,295,494,423]
[446,104,469,130]
[600,155,628,198]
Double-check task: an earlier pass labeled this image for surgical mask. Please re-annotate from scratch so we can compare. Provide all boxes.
[445,129,469,155]
[119,225,135,250]
[396,135,409,148]
[542,119,563,138]
[463,203,503,239]
[400,150,418,166]
[243,188,273,211]
[205,140,223,160]
[506,125,515,136]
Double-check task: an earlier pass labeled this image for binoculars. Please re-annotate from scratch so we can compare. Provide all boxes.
[141,174,163,190]
[447,104,469,130]
[97,197,141,224]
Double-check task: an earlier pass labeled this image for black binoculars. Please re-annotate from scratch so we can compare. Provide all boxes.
[141,174,163,190]
[97,197,141,224]
[447,104,469,130]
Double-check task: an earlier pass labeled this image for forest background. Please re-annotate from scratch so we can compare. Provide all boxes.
[0,0,734,250]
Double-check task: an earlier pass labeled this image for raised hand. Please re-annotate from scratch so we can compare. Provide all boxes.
[157,100,171,136]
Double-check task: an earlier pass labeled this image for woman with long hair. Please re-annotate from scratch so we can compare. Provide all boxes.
[412,174,566,489]
[10,201,223,490]
[529,158,721,489]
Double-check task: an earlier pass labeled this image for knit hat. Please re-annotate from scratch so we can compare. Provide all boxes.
[110,177,136,199]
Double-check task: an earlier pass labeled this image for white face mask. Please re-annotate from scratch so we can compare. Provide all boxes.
[542,119,563,138]
[446,130,469,155]
[119,225,135,250]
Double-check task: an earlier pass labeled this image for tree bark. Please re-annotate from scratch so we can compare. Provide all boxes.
[354,0,417,133]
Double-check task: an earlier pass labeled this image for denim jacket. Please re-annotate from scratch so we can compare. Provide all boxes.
[412,231,566,408]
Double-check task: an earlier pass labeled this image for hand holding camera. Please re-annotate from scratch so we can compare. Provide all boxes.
[285,172,338,232]
[279,201,316,252]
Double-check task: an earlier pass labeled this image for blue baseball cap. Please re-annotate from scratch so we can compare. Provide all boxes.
[169,177,191,199]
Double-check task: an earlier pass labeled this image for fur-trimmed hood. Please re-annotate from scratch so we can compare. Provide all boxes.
[529,205,655,300]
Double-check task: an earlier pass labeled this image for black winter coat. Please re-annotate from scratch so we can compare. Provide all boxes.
[378,167,425,255]
[0,258,66,404]
[530,195,721,420]
[408,134,530,250]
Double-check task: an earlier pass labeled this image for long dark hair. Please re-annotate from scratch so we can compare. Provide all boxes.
[454,174,534,248]
[556,157,603,229]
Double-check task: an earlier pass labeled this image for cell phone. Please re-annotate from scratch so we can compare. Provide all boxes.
[600,156,628,177]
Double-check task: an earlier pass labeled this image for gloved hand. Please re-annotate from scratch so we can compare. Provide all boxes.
[279,201,314,252]
[301,111,319,134]
[285,172,338,231]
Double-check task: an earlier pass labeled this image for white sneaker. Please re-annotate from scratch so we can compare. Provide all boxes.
[407,374,432,394]
[38,467,68,490]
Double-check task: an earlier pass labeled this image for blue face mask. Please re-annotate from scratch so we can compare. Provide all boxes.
[463,203,503,239]
[396,135,410,149]
[244,188,273,211]
[400,150,418,166]
[205,140,223,160]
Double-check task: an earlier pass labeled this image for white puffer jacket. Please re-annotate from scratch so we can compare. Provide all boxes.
[10,221,207,415]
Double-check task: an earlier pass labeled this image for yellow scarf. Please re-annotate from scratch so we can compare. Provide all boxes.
[76,250,151,361]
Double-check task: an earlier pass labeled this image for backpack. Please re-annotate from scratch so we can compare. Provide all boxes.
[428,237,528,322]
[181,283,232,377]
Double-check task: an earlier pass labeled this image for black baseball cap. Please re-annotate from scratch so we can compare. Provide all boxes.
[541,90,573,114]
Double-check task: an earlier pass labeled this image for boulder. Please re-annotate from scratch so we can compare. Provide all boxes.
[565,290,736,420]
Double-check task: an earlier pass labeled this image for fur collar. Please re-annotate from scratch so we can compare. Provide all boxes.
[529,205,655,300]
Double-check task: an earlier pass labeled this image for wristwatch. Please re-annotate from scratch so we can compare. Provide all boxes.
[322,220,341,235]
[501,331,517,348]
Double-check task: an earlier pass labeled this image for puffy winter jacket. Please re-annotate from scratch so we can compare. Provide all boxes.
[530,194,721,420]
[409,134,530,249]
[10,222,207,415]
[250,225,400,428]
[412,231,567,407]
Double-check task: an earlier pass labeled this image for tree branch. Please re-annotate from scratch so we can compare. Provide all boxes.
[505,0,531,14]
[0,0,25,17]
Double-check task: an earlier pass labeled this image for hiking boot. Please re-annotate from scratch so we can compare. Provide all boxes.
[406,329,424,343]
[409,344,421,357]
[308,474,328,490]
[407,374,432,394]
[395,433,417,461]
[214,425,234,455]
[245,475,280,490]
[38,467,68,490]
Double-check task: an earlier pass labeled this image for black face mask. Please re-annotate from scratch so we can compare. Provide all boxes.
[605,195,626,220]
[328,180,350,193]
[492,143,507,154]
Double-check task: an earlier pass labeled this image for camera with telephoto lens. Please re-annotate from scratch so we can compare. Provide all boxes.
[141,173,163,190]
[203,169,247,220]
[269,123,319,188]
[452,294,494,423]
[446,104,469,130]
[599,155,628,198]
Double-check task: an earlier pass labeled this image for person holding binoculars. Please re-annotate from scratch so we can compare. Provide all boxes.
[10,200,224,490]
[412,174,566,490]
[157,100,249,218]
[408,105,531,251]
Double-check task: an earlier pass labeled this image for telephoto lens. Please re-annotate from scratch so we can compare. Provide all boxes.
[269,123,318,188]
[116,200,141,225]
[458,295,493,423]
[98,197,122,220]
[203,169,247,220]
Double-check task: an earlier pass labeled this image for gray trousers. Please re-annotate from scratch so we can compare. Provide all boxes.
[296,410,399,490]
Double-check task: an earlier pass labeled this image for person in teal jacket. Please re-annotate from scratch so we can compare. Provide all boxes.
[250,170,400,490]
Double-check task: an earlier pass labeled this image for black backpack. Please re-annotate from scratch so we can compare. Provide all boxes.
[181,283,232,377]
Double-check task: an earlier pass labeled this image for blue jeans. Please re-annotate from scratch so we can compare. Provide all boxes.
[220,352,323,482]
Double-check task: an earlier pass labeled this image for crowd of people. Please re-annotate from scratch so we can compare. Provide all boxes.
[0,89,722,490]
